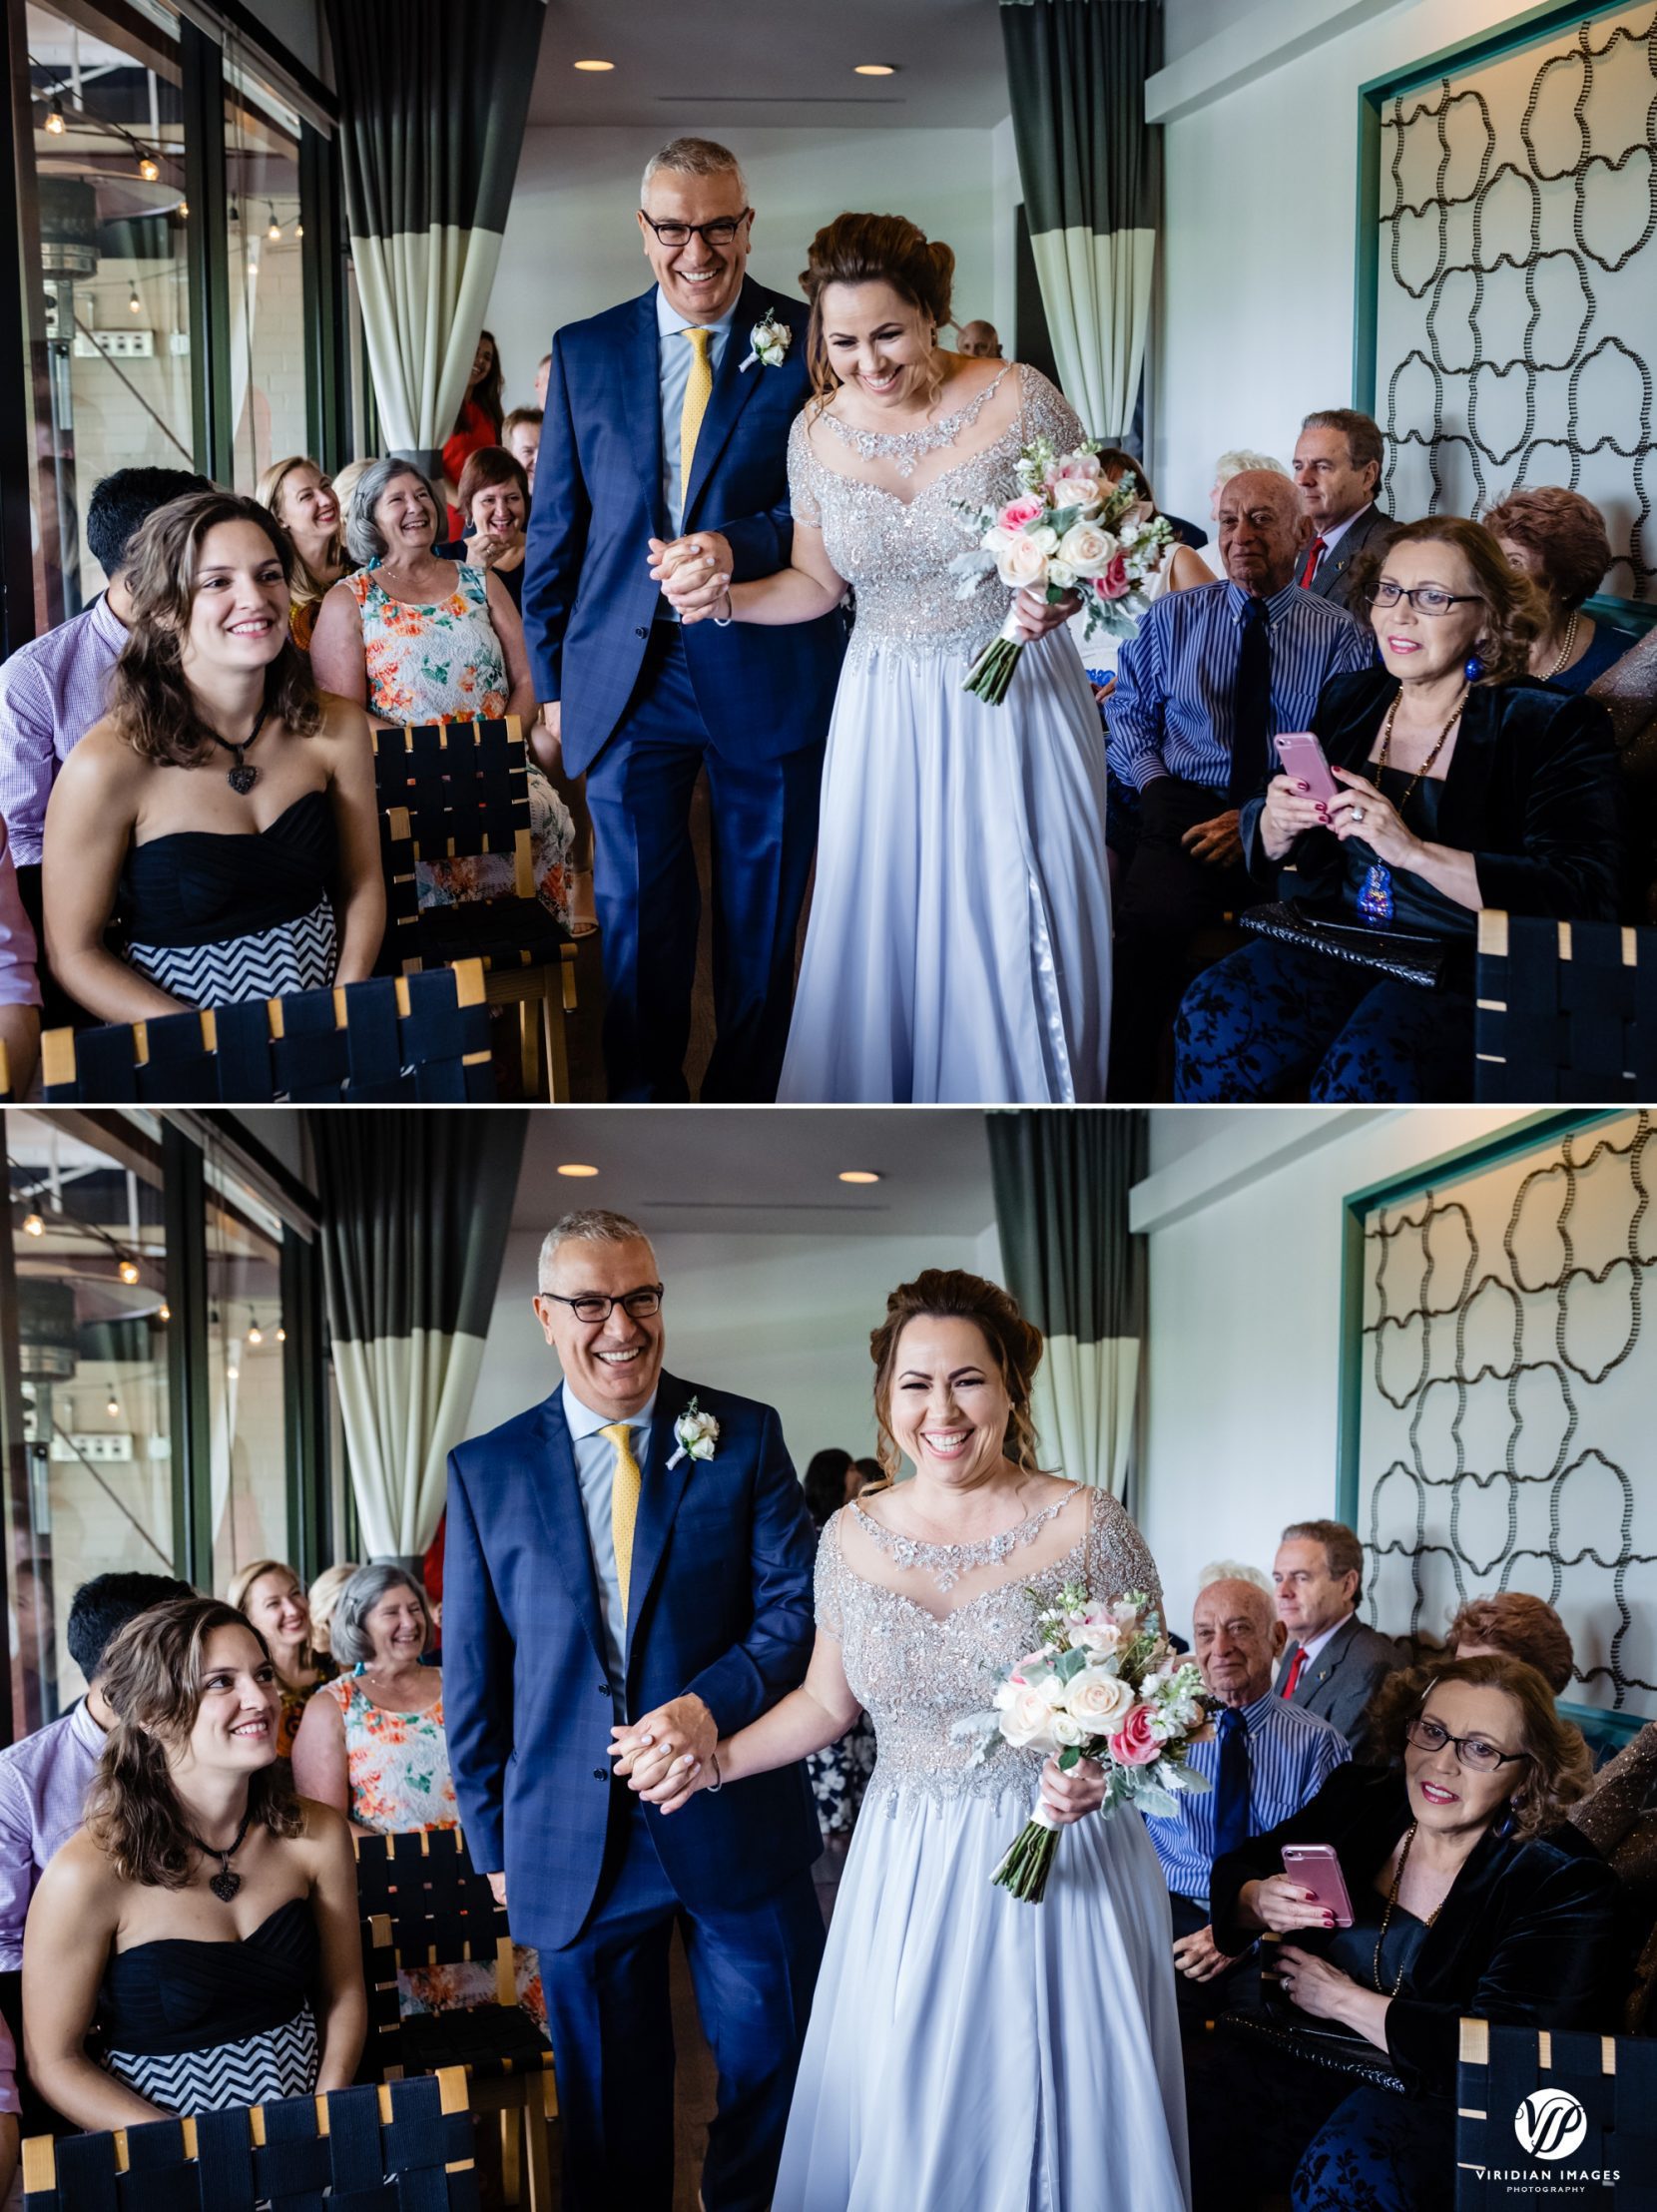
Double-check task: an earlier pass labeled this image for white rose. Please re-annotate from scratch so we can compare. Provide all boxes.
[1056,517,1115,570]
[1064,1667,1136,1729]
[1047,560,1077,590]
[995,534,1054,590]
[1072,1619,1123,1657]
[1049,1709,1085,1748]
[1000,1685,1060,1749]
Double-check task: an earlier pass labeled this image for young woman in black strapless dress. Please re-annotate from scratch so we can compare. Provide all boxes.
[22,1598,364,2128]
[42,491,384,1022]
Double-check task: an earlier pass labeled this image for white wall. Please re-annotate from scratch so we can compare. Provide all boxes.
[1149,0,1548,524]
[468,1223,1002,1467]
[1133,1106,1534,1638]
[486,126,1008,405]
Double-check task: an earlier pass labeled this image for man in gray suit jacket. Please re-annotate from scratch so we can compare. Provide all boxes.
[1272,1516,1397,1756]
[1293,409,1395,612]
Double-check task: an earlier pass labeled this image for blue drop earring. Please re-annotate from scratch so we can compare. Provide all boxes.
[1464,651,1485,683]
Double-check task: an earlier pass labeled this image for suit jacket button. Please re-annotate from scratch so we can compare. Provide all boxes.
[634,625,648,638]
[593,1767,607,1781]
[598,1682,611,1696]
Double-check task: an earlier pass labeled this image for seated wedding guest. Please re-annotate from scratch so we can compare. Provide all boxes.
[0,466,211,893]
[502,406,542,495]
[956,318,1001,358]
[1570,1716,1657,2031]
[1107,469,1372,1096]
[444,446,532,611]
[22,1597,363,2125]
[1094,448,1210,558]
[1485,485,1641,696]
[310,459,573,929]
[1293,409,1394,611]
[1154,1576,1349,2027]
[1273,1520,1396,1758]
[1204,1655,1622,2210]
[802,1447,856,1524]
[1449,1590,1573,1695]
[0,821,40,1097]
[304,1563,358,1661]
[328,457,375,519]
[1175,517,1627,1103]
[1084,449,1214,707]
[256,456,346,651]
[1209,447,1289,525]
[441,329,505,535]
[228,1558,333,1759]
[0,1573,193,1983]
[851,1454,883,1494]
[41,493,384,1021]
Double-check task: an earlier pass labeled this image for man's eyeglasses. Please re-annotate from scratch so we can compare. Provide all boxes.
[1404,1714,1529,1774]
[639,212,752,250]
[1368,582,1484,616]
[540,1286,664,1326]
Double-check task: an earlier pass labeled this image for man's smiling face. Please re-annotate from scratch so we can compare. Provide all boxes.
[533,1235,665,1417]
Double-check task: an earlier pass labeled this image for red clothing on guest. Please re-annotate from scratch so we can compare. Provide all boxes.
[442,400,498,536]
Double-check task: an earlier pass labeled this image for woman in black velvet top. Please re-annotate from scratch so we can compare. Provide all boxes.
[1201,1655,1625,2212]
[1175,517,1627,1103]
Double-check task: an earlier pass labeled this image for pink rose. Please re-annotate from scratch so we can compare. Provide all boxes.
[1051,453,1104,488]
[1097,553,1131,600]
[998,495,1047,532]
[1109,1703,1161,1767]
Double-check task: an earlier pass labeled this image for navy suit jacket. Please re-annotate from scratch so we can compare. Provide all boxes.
[443,1369,823,1950]
[521,276,844,778]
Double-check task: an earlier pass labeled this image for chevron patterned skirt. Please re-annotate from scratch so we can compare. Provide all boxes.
[126,897,337,1009]
[102,2002,318,2115]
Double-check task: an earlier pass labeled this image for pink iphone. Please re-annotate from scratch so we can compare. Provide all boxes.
[1273,732,1341,805]
[1282,1843,1355,1927]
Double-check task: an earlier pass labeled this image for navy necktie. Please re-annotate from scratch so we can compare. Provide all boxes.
[1213,1705,1251,1865]
[1229,595,1272,807]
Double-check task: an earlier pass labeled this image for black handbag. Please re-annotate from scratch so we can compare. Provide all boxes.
[1240,899,1447,990]
[1219,1998,1408,2096]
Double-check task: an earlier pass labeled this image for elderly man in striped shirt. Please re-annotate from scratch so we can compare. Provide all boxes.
[1106,469,1373,1095]
[1149,1571,1350,2027]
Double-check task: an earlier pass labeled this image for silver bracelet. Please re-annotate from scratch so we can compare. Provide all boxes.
[705,1750,724,1793]
[711,590,734,629]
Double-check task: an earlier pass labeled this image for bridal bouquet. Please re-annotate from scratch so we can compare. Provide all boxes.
[954,1586,1213,1904]
[951,438,1176,706]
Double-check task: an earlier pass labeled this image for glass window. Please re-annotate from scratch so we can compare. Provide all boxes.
[19,1,194,628]
[223,41,309,493]
[204,1141,288,1592]
[4,1112,174,1732]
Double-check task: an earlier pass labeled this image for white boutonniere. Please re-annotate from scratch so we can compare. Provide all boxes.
[740,312,792,372]
[667,1397,721,1469]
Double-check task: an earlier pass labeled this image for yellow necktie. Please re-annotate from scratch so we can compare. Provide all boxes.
[679,326,714,511]
[601,1421,643,1622]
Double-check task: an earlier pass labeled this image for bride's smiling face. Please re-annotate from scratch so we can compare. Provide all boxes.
[820,279,934,409]
[887,1316,1011,1487]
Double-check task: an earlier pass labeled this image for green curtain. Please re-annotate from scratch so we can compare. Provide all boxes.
[988,1109,1148,1497]
[325,0,545,474]
[1000,0,1163,439]
[311,1110,526,1561]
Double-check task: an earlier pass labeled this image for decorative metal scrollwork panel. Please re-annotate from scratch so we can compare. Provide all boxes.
[1358,1112,1657,1714]
[1376,4,1657,600]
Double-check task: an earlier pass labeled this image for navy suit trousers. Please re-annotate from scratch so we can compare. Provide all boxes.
[531,1792,824,2212]
[586,626,826,1103]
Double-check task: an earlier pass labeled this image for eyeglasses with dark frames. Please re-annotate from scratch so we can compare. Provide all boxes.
[539,1285,664,1326]
[1405,1713,1530,1774]
[1368,581,1484,616]
[639,211,753,250]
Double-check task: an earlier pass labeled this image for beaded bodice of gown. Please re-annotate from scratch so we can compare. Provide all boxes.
[786,363,1085,667]
[816,1486,1161,1810]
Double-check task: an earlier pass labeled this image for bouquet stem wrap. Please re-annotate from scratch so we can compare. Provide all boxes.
[962,611,1028,707]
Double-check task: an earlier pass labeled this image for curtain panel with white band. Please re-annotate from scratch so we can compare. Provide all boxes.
[324,0,545,475]
[999,0,1163,442]
[988,1108,1148,1503]
[312,1111,526,1563]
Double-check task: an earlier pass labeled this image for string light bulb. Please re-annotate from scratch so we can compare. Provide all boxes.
[247,1324,264,1346]
[138,155,159,182]
[226,1362,241,1382]
[293,222,303,240]
[106,1392,121,1418]
[44,108,65,136]
[178,199,189,219]
[267,207,281,241]
[159,1303,171,1323]
[128,284,142,313]
[22,1213,44,1238]
[118,1258,140,1285]
[275,1327,287,1344]
[247,258,260,277]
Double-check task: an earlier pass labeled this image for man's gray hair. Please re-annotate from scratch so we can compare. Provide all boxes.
[641,136,747,207]
[328,1562,433,1668]
[538,1209,653,1290]
[344,456,437,567]
[1197,1559,1274,1598]
[1212,447,1289,486]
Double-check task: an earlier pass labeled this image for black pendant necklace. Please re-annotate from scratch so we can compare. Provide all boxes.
[189,1804,254,1902]
[204,705,271,794]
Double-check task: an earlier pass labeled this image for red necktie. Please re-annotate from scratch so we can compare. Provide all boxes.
[1283,1646,1309,1698]
[1299,536,1327,589]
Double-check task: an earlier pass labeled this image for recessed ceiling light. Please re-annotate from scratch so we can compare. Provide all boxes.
[853,64,896,76]
[838,1170,881,1184]
[557,1163,601,1178]
[573,59,615,71]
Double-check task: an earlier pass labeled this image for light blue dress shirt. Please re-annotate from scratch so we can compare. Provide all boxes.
[562,1378,658,1723]
[655,283,740,532]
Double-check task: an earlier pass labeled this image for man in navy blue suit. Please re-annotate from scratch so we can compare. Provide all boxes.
[522,138,843,1103]
[443,1208,825,2210]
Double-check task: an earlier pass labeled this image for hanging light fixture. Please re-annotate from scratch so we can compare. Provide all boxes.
[138,154,159,183]
[128,284,142,313]
[158,1303,172,1323]
[22,1212,44,1238]
[226,1362,241,1382]
[293,222,303,241]
[178,198,189,219]
[275,1326,287,1344]
[118,1258,140,1285]
[106,1389,121,1418]
[267,204,281,242]
[44,106,66,136]
[247,1322,264,1346]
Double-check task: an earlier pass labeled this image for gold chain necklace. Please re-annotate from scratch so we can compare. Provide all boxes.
[1374,685,1467,820]
[1543,609,1580,680]
[1372,1820,1441,1995]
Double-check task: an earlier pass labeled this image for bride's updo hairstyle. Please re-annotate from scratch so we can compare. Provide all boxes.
[868,1269,1044,1480]
[800,213,956,411]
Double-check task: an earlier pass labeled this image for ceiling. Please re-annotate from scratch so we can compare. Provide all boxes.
[528,0,1010,131]
[514,1108,999,1237]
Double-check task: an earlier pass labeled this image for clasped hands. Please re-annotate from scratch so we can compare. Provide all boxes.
[609,1692,719,1815]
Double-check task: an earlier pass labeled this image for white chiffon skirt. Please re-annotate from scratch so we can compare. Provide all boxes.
[775,1779,1192,2212]
[777,628,1113,1104]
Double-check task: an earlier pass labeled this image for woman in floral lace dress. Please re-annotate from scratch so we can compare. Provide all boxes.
[655,1272,1190,2212]
[658,214,1113,1103]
